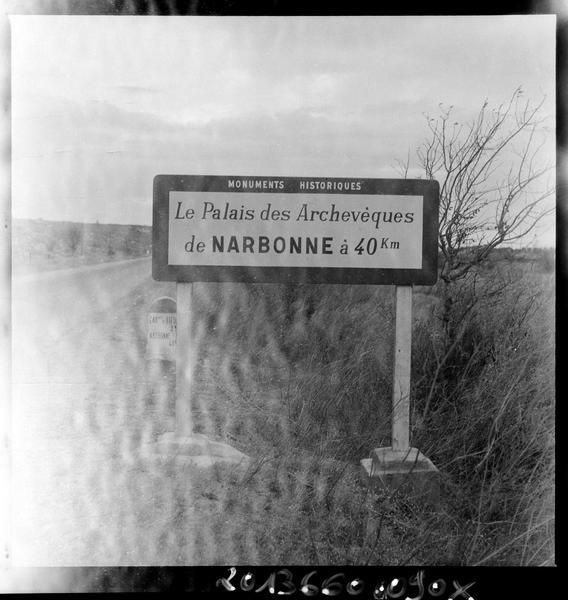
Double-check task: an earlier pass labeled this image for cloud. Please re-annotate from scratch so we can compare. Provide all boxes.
[13,90,443,226]
[10,14,555,241]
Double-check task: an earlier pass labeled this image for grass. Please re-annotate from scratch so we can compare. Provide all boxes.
[181,259,554,565]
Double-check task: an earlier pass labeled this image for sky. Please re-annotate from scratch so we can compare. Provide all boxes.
[10,15,556,245]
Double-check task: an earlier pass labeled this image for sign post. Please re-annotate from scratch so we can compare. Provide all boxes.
[175,282,194,437]
[152,175,440,495]
[392,285,412,452]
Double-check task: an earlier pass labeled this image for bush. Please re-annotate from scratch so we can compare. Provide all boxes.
[184,266,553,565]
[411,270,554,564]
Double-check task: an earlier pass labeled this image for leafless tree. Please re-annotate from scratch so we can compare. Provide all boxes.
[398,87,554,283]
[397,87,554,343]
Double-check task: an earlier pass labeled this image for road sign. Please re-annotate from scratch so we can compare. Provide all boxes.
[151,174,440,501]
[153,175,439,285]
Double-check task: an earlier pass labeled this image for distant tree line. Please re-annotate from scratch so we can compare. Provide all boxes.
[65,222,151,258]
[12,219,152,266]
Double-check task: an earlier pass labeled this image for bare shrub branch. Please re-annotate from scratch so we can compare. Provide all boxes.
[410,87,555,283]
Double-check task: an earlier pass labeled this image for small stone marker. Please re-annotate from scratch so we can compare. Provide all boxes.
[146,296,176,361]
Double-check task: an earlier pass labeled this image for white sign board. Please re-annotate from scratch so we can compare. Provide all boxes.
[167,192,423,270]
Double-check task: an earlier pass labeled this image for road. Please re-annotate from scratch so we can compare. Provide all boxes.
[12,257,155,383]
[10,257,189,566]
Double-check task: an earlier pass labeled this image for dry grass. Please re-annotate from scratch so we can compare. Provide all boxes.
[181,259,554,565]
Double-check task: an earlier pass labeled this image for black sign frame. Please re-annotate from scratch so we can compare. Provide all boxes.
[153,175,439,285]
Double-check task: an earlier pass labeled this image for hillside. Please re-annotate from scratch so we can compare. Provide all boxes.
[12,219,151,275]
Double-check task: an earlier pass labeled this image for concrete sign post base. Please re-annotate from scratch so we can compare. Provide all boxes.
[146,431,250,470]
[361,447,439,506]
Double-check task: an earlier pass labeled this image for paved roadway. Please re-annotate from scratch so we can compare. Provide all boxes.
[10,257,187,566]
[12,257,153,384]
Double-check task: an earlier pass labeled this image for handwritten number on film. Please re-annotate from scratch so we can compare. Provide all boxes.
[216,568,475,599]
[255,570,296,595]
[216,569,352,596]
[300,571,346,597]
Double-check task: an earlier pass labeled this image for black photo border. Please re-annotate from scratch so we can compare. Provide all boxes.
[1,0,562,595]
